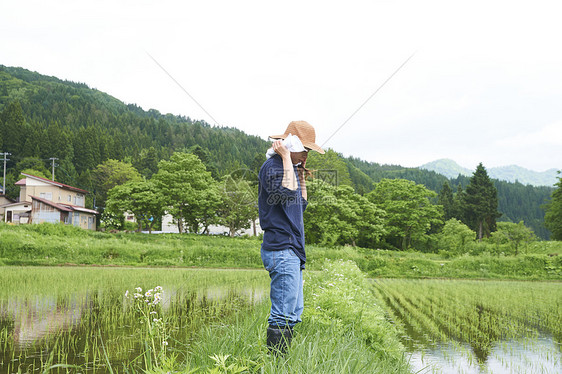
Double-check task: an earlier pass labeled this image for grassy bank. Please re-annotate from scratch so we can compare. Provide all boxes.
[154,261,410,373]
[1,223,561,280]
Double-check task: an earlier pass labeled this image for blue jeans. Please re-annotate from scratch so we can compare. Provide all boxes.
[261,248,303,327]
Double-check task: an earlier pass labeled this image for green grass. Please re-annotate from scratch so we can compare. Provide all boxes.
[163,301,411,374]
[153,260,411,373]
[1,222,561,280]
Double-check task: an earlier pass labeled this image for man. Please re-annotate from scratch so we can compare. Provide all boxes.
[258,120,324,354]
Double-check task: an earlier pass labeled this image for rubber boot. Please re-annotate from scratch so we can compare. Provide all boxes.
[266,325,293,355]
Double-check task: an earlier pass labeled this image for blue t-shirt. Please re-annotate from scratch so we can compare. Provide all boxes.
[258,155,308,267]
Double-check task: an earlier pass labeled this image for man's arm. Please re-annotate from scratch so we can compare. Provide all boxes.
[272,140,298,191]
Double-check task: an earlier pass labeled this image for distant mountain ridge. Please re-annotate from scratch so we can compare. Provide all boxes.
[0,65,555,238]
[419,159,559,187]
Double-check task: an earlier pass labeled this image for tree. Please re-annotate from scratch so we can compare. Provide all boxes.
[132,146,159,179]
[91,159,141,209]
[218,176,258,237]
[367,178,443,250]
[437,218,476,255]
[463,163,502,241]
[492,221,536,255]
[544,171,562,240]
[0,101,26,154]
[334,184,386,247]
[153,151,221,234]
[438,182,454,220]
[306,149,353,187]
[451,184,466,222]
[14,157,51,179]
[304,179,385,247]
[105,180,165,233]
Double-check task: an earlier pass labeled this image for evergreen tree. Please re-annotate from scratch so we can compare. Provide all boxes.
[463,163,502,240]
[544,172,562,240]
[451,184,466,222]
[133,146,159,179]
[1,101,25,153]
[438,182,454,220]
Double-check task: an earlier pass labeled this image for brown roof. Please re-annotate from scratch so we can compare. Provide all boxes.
[31,196,98,214]
[0,201,32,209]
[31,196,73,212]
[20,173,89,194]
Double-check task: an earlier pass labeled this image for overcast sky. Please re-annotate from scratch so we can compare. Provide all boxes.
[2,0,561,172]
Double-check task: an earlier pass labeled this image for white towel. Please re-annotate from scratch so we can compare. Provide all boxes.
[266,134,306,160]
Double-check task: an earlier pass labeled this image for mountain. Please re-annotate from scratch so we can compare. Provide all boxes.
[420,159,559,187]
[0,65,555,238]
[418,159,472,179]
[489,165,559,187]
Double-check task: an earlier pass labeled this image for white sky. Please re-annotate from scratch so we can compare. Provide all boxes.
[1,0,562,172]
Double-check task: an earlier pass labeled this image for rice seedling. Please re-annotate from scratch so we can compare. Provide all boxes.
[0,267,268,373]
[0,262,413,373]
[373,278,562,373]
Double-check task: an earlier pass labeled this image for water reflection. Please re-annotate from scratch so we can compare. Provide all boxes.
[0,296,84,347]
[0,285,267,373]
[408,336,561,374]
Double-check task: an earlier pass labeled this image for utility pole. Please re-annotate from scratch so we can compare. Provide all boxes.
[49,157,59,181]
[1,152,10,195]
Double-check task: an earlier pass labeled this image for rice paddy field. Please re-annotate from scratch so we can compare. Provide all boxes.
[0,263,410,374]
[0,267,269,373]
[0,263,561,373]
[373,278,562,373]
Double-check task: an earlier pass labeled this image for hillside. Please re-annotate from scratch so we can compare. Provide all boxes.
[420,158,559,187]
[418,159,472,179]
[0,65,555,239]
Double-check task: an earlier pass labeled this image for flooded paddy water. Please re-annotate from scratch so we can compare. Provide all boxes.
[373,278,562,373]
[0,267,268,373]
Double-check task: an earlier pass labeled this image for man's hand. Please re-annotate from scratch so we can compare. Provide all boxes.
[272,140,290,159]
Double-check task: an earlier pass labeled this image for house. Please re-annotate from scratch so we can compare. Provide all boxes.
[0,194,16,221]
[161,213,263,236]
[0,173,98,230]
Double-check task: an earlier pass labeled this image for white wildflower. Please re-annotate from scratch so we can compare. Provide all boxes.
[124,290,129,298]
[150,311,157,315]
[162,341,168,346]
[155,286,163,292]
[135,287,142,293]
[134,293,143,299]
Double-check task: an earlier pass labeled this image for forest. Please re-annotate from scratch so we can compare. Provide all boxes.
[0,65,556,240]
